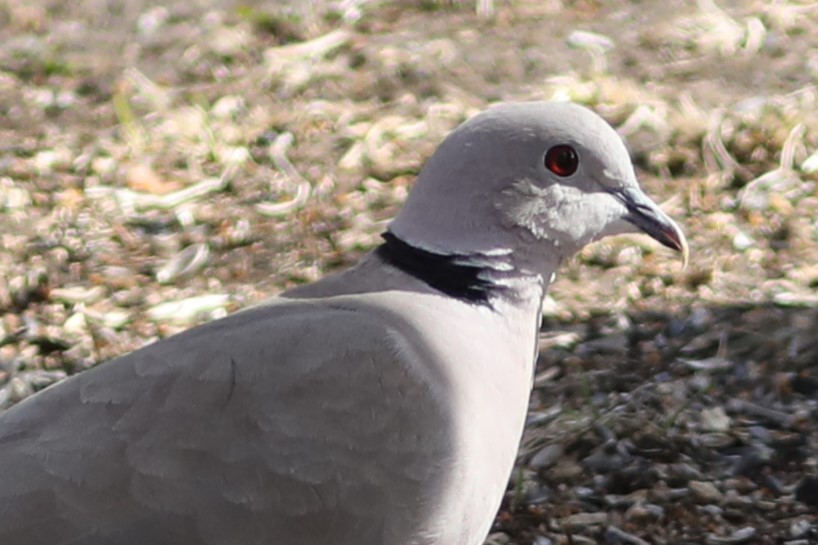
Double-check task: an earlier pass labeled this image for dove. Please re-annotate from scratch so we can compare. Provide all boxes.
[0,101,687,545]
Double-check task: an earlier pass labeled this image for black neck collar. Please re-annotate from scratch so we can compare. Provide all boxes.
[375,232,504,304]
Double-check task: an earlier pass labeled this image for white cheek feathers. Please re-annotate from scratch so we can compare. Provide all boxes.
[497,179,626,253]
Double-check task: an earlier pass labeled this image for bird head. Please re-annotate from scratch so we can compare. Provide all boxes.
[389,101,688,278]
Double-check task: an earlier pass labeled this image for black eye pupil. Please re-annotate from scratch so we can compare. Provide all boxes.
[544,145,579,177]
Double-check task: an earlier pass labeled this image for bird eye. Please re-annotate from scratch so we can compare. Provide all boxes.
[544,145,579,177]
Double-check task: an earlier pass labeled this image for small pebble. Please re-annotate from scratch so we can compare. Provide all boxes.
[522,483,551,506]
[549,458,583,480]
[561,511,607,530]
[790,518,813,538]
[8,377,33,403]
[723,489,753,507]
[625,502,664,522]
[604,525,649,545]
[699,504,723,517]
[704,526,757,545]
[698,432,734,449]
[701,406,731,432]
[62,312,89,337]
[529,443,563,470]
[732,231,755,251]
[723,477,758,495]
[689,480,723,504]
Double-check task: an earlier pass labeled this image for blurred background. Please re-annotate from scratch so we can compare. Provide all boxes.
[1,0,818,542]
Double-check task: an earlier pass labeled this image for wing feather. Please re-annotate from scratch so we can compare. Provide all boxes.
[0,299,454,545]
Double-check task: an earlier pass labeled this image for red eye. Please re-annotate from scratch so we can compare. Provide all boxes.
[544,145,579,177]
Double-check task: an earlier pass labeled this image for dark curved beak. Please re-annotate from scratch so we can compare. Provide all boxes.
[612,187,689,268]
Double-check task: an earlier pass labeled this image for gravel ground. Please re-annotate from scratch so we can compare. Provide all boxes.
[2,0,818,543]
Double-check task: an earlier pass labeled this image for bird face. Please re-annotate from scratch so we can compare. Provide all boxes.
[494,102,688,266]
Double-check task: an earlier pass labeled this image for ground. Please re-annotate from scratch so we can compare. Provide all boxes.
[1,0,818,543]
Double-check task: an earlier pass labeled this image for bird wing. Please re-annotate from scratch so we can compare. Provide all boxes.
[0,298,455,545]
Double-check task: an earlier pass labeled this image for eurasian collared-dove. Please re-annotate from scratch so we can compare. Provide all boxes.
[0,101,687,545]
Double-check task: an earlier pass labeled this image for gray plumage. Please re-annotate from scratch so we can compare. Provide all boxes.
[0,102,687,545]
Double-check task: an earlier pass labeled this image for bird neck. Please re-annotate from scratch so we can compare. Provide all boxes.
[375,232,549,308]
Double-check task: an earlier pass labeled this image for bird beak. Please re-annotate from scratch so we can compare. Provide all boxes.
[612,187,689,268]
